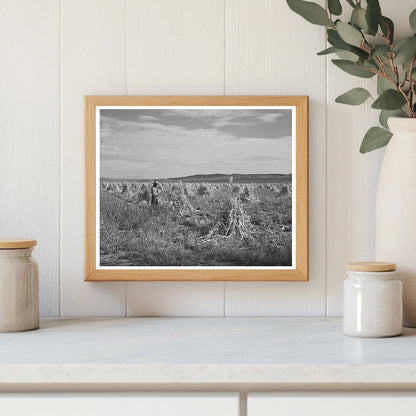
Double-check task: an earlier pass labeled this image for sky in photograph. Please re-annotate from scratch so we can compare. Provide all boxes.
[100,108,293,179]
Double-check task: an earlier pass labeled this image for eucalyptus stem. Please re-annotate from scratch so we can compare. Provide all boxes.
[408,57,416,117]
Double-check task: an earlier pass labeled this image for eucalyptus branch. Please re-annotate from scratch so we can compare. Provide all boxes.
[408,56,416,117]
[376,58,399,89]
[397,82,412,116]
[391,59,400,85]
[360,43,372,54]
[375,56,386,74]
[287,0,416,152]
[362,37,372,52]
[379,33,392,48]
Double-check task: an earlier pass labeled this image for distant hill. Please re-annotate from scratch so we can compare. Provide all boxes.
[165,173,292,183]
[101,173,292,184]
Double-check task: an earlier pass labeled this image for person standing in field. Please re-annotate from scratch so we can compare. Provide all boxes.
[150,180,162,205]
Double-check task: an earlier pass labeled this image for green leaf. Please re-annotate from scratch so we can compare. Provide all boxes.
[393,36,416,52]
[366,0,382,34]
[317,46,359,61]
[346,0,356,6]
[335,87,371,105]
[352,46,369,60]
[372,89,406,110]
[336,21,363,47]
[287,0,334,26]
[335,50,359,62]
[377,76,392,94]
[372,45,391,58]
[317,46,338,55]
[380,16,394,43]
[327,29,369,60]
[376,68,403,95]
[362,59,379,71]
[410,9,416,32]
[327,29,350,49]
[328,0,342,16]
[351,7,369,32]
[394,36,416,52]
[393,36,416,67]
[360,127,392,153]
[379,110,402,129]
[332,59,375,78]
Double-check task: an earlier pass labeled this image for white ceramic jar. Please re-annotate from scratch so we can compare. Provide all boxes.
[0,239,39,332]
[343,262,402,338]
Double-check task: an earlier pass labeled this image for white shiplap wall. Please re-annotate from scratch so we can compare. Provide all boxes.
[61,0,127,316]
[1,0,413,317]
[0,0,60,317]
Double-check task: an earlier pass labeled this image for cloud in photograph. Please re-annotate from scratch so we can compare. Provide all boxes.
[100,108,293,179]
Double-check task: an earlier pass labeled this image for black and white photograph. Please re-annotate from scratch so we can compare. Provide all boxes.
[98,106,295,268]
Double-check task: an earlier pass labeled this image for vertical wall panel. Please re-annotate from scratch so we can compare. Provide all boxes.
[224,0,327,315]
[326,0,416,316]
[0,0,60,316]
[127,0,226,95]
[125,0,226,316]
[61,0,127,316]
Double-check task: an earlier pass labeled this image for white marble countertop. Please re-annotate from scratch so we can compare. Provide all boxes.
[0,317,416,389]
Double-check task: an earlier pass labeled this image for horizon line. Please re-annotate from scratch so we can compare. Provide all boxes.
[100,172,292,180]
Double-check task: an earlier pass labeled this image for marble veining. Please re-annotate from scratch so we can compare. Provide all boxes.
[0,317,415,385]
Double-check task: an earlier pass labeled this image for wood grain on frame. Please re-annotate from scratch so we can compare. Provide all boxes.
[85,96,308,281]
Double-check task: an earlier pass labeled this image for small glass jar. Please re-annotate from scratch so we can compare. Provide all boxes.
[343,262,402,338]
[0,239,39,332]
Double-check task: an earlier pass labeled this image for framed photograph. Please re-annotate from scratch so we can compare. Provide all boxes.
[85,96,308,281]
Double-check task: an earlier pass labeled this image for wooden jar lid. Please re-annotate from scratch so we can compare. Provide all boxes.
[0,239,37,249]
[346,261,396,272]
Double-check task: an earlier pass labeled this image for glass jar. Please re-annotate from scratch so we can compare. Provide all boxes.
[343,262,402,338]
[0,239,39,332]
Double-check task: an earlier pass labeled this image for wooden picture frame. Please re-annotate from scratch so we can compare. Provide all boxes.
[85,96,308,281]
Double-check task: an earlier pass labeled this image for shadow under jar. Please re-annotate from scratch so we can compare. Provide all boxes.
[343,262,402,338]
[0,239,39,332]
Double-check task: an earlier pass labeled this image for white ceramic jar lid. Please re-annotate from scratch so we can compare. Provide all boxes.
[346,261,396,272]
[0,239,37,249]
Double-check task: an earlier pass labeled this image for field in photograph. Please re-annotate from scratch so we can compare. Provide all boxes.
[100,175,292,267]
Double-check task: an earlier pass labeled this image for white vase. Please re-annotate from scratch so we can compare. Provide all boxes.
[375,117,416,327]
